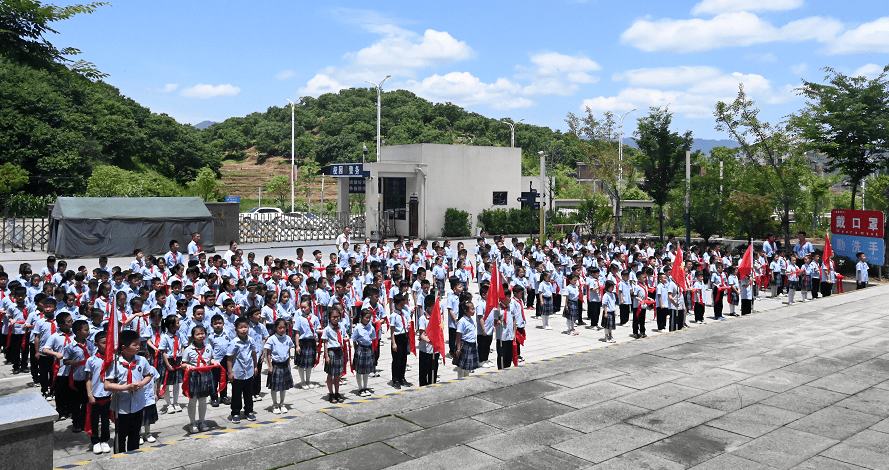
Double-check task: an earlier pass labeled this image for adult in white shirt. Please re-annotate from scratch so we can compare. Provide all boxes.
[335,227,351,251]
[223,241,238,265]
[187,232,205,261]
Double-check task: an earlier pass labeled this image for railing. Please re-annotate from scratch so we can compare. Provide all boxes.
[238,212,366,244]
[2,217,50,252]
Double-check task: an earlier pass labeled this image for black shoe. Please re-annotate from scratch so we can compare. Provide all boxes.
[72,427,83,433]
[392,382,402,390]
[223,397,231,405]
[576,320,586,325]
[211,399,219,407]
[12,368,20,375]
[642,334,648,338]
[401,381,413,387]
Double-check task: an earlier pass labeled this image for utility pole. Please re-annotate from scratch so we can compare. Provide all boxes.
[685,150,691,247]
[365,76,391,161]
[286,99,296,213]
[501,119,524,147]
[539,151,546,240]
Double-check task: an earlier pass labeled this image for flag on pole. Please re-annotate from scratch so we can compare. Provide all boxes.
[426,298,447,365]
[101,307,119,376]
[484,264,505,321]
[670,246,686,291]
[823,232,834,263]
[737,243,754,280]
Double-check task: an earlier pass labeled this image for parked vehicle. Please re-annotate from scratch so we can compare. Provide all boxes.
[240,207,282,221]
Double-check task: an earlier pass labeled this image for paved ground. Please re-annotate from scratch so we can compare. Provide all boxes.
[50,283,887,469]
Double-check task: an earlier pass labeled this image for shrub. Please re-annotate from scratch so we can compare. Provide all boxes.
[443,208,471,237]
[4,193,55,218]
[478,207,538,235]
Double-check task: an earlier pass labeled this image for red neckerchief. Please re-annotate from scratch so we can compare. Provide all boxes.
[335,327,343,348]
[168,333,179,359]
[120,359,138,384]
[194,346,207,366]
[50,321,57,335]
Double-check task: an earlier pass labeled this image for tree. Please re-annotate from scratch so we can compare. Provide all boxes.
[0,0,108,80]
[633,107,694,241]
[566,108,637,239]
[791,65,889,209]
[264,175,290,211]
[725,191,775,242]
[188,166,223,202]
[715,84,808,247]
[298,158,321,209]
[0,162,29,217]
[578,193,613,235]
[864,174,889,213]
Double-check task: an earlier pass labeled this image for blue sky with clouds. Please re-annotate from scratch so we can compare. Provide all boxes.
[52,0,889,139]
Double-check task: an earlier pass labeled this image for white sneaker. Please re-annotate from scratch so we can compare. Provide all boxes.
[93,443,103,455]
[101,442,112,453]
[280,405,288,414]
[190,424,199,433]
[544,326,553,330]
[139,437,144,445]
[146,434,156,443]
[272,406,281,415]
[172,404,182,413]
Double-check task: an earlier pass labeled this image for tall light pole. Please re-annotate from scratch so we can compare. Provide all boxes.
[501,118,524,147]
[286,99,296,213]
[615,109,636,239]
[365,75,391,162]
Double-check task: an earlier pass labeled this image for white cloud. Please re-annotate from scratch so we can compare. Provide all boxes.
[584,66,795,119]
[826,17,889,54]
[405,72,533,110]
[519,52,601,96]
[621,12,843,53]
[347,28,473,73]
[853,64,887,79]
[158,83,178,93]
[276,70,295,80]
[691,0,803,15]
[791,63,808,75]
[298,71,347,96]
[745,53,778,63]
[180,84,241,99]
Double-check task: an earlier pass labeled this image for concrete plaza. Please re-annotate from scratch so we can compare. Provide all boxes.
[56,282,889,469]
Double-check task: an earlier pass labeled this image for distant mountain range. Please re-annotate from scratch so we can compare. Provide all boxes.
[623,137,739,155]
[194,120,216,130]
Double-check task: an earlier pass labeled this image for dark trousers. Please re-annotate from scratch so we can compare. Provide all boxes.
[619,304,630,325]
[392,334,408,383]
[71,380,88,430]
[8,334,25,370]
[713,292,724,318]
[496,339,514,370]
[38,355,55,395]
[656,308,668,330]
[54,375,72,417]
[694,304,705,322]
[810,279,820,299]
[633,308,647,337]
[527,288,536,308]
[858,282,867,290]
[553,294,562,313]
[89,400,111,444]
[29,342,39,382]
[478,334,493,363]
[252,362,263,396]
[821,282,833,297]
[418,351,439,386]
[673,310,682,330]
[575,300,584,323]
[231,378,254,416]
[516,328,524,358]
[448,327,457,357]
[115,409,143,453]
[741,299,752,315]
[211,366,227,400]
[588,301,601,325]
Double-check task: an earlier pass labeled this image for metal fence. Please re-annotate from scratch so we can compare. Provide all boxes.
[238,212,366,244]
[2,218,50,252]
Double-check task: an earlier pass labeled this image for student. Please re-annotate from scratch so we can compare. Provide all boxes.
[207,314,233,406]
[786,255,803,305]
[293,299,320,390]
[34,302,60,399]
[586,267,602,331]
[351,309,376,396]
[563,275,580,335]
[808,253,821,299]
[264,319,294,414]
[417,294,439,386]
[493,289,516,369]
[455,300,478,378]
[389,293,412,389]
[140,359,159,445]
[7,286,29,374]
[226,317,258,423]
[512,285,527,362]
[62,318,90,433]
[158,315,184,413]
[103,330,156,453]
[245,307,269,401]
[618,270,632,326]
[181,325,215,432]
[85,331,112,454]
[602,280,617,343]
[856,252,869,289]
[45,309,75,420]
[655,273,672,330]
[630,272,649,339]
[690,271,707,324]
[322,305,346,403]
[537,271,553,330]
[739,269,754,316]
[710,263,727,320]
[445,276,462,359]
[820,253,836,297]
[726,266,740,316]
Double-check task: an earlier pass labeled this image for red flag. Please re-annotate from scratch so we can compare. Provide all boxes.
[670,247,686,291]
[823,232,834,263]
[737,243,754,280]
[101,306,119,376]
[408,320,417,356]
[426,298,447,365]
[484,264,505,321]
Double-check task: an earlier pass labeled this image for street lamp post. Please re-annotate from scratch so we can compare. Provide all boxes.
[286,99,296,213]
[501,119,524,147]
[365,75,391,162]
[615,109,636,239]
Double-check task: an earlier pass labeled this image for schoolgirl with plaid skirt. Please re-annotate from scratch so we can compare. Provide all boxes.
[158,316,184,413]
[455,301,479,377]
[322,306,346,403]
[538,272,554,330]
[563,275,580,335]
[294,299,321,389]
[264,319,294,414]
[351,309,376,397]
[182,326,216,432]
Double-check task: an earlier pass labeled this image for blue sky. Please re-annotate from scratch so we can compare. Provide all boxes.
[52,0,889,139]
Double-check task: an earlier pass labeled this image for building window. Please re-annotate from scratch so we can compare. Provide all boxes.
[492,191,507,206]
[383,177,407,220]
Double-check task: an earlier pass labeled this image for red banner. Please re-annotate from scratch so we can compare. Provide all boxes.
[831,209,884,238]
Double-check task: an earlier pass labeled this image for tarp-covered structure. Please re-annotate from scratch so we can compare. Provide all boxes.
[49,197,214,258]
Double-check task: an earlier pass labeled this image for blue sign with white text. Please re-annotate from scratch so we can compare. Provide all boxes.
[832,233,884,261]
[330,163,366,177]
[224,196,241,203]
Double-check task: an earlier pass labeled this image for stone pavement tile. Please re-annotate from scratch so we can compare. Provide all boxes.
[721,355,794,375]
[616,383,704,411]
[398,396,501,428]
[643,424,751,467]
[780,357,850,378]
[627,402,725,435]
[819,443,889,470]
[850,358,889,379]
[731,428,839,470]
[663,357,724,375]
[542,366,626,388]
[761,345,827,362]
[842,429,889,455]
[608,353,677,373]
[549,400,649,433]
[488,447,591,470]
[301,415,420,453]
[672,367,752,391]
[385,418,499,458]
[836,388,889,418]
[873,418,889,434]
[387,445,502,470]
[707,403,805,438]
[545,381,637,409]
[611,369,687,390]
[818,346,886,365]
[737,369,818,393]
[707,346,771,363]
[647,342,713,360]
[289,441,412,470]
[760,385,849,414]
[182,439,322,470]
[693,334,748,349]
[790,456,870,470]
[587,448,686,470]
[689,453,779,469]
[472,397,575,431]
[475,379,565,406]
[465,420,581,460]
[786,406,883,440]
[850,336,889,351]
[808,371,886,395]
[551,423,668,464]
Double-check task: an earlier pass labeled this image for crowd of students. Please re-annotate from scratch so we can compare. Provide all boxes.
[0,229,875,456]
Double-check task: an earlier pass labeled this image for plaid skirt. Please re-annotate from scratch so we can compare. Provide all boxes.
[142,404,158,426]
[323,348,345,376]
[157,357,184,385]
[729,291,739,306]
[457,341,479,371]
[296,339,316,369]
[564,299,580,320]
[540,296,553,316]
[603,311,616,329]
[789,279,802,291]
[436,278,445,293]
[266,361,294,391]
[354,344,375,374]
[188,368,215,398]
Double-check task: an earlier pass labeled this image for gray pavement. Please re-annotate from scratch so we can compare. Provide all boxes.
[62,283,889,470]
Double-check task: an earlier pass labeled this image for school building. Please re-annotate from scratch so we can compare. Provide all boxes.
[337,144,522,239]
